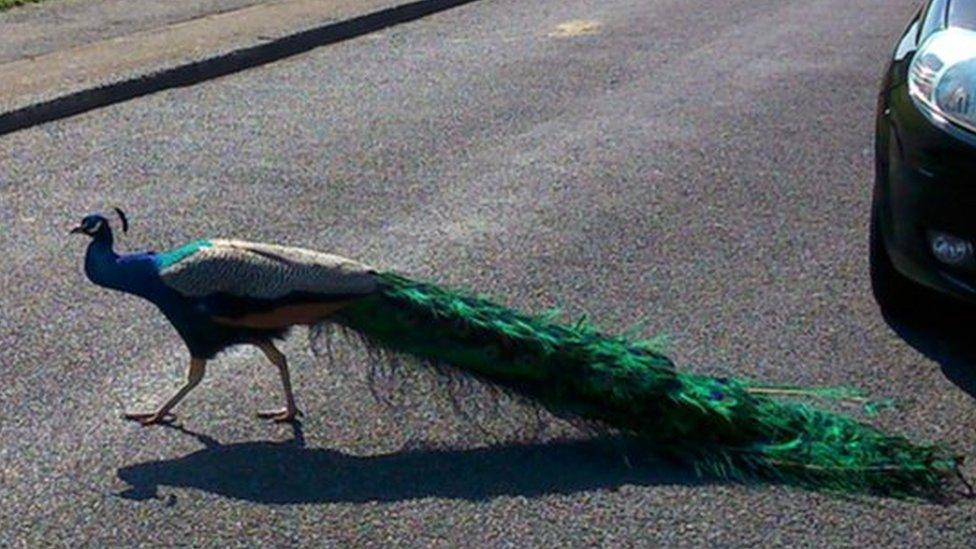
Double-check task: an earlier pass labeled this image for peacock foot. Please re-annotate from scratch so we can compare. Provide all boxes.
[124,411,177,425]
[257,407,302,423]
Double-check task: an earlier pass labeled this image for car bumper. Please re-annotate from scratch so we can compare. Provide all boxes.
[878,83,976,302]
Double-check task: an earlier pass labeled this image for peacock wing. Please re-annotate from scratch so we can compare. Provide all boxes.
[157,239,379,300]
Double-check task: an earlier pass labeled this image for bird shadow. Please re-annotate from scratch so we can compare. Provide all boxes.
[116,422,706,504]
[881,300,976,400]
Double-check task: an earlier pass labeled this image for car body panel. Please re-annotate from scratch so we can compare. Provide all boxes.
[875,0,976,302]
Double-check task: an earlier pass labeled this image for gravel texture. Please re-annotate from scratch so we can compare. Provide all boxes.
[0,0,270,63]
[3,0,976,545]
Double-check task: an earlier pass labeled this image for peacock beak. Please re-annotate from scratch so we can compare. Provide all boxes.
[69,225,85,235]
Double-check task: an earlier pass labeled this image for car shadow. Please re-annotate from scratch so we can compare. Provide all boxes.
[881,302,976,400]
[116,423,706,504]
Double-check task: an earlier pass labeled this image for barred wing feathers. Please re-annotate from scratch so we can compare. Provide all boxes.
[158,239,378,300]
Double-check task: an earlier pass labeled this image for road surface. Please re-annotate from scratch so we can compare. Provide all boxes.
[3,0,976,545]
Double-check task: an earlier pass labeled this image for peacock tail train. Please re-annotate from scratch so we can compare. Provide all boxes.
[330,272,967,501]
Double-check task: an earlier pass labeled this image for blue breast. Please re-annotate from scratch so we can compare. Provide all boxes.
[85,242,183,309]
[84,239,293,358]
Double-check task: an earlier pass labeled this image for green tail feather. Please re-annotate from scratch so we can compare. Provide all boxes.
[333,272,967,500]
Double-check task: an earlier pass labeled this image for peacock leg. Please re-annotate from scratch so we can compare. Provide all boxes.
[124,358,207,425]
[255,341,301,423]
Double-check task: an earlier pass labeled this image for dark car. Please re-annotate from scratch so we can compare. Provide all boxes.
[872,0,976,311]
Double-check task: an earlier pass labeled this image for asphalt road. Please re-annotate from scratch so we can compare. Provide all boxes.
[0,0,266,63]
[3,0,976,545]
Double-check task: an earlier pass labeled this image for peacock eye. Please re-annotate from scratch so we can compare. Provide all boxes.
[87,219,103,233]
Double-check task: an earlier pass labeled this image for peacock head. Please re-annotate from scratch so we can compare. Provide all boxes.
[70,208,128,240]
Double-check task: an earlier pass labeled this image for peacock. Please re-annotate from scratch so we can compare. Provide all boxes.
[73,209,969,500]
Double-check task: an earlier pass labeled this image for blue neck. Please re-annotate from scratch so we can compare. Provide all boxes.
[84,235,157,298]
